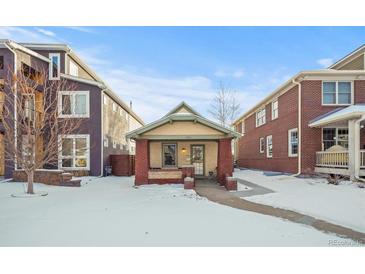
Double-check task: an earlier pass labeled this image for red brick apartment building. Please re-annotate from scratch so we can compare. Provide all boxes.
[233,45,365,180]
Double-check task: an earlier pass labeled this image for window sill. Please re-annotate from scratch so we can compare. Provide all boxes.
[59,114,90,119]
[288,154,298,158]
[60,167,89,170]
[321,104,351,107]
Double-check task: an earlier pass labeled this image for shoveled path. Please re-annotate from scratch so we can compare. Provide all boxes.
[195,180,365,245]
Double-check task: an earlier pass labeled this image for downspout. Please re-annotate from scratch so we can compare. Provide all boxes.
[292,78,302,176]
[354,115,365,182]
[4,41,18,170]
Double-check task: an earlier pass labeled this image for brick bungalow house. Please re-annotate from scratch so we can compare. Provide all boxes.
[126,102,240,185]
[233,45,365,180]
[0,40,143,179]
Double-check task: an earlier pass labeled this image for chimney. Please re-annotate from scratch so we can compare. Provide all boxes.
[130,100,133,110]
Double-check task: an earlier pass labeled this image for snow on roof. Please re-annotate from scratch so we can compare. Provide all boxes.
[309,104,365,127]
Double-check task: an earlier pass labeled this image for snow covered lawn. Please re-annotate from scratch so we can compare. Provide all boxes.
[234,169,365,233]
[0,176,358,246]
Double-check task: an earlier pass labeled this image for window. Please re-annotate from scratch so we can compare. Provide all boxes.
[103,137,109,147]
[259,137,265,153]
[58,91,89,118]
[266,135,272,158]
[288,128,298,157]
[22,135,35,167]
[119,108,124,117]
[322,81,352,105]
[256,108,266,127]
[49,53,60,80]
[162,143,177,167]
[69,60,78,77]
[59,135,89,169]
[322,128,348,150]
[23,94,35,121]
[103,95,108,105]
[112,102,117,112]
[241,121,245,135]
[272,99,278,120]
[0,56,3,70]
[112,140,117,149]
[21,63,42,83]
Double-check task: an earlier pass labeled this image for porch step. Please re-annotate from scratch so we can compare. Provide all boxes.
[61,172,73,181]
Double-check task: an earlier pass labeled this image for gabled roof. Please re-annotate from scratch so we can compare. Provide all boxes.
[329,44,365,69]
[163,101,202,117]
[127,102,240,139]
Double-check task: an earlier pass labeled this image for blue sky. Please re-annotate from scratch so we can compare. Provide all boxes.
[1,26,365,123]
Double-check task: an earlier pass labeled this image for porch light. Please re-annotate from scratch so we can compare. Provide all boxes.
[181,147,187,154]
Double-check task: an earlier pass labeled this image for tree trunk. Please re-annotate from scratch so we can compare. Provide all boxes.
[27,170,34,194]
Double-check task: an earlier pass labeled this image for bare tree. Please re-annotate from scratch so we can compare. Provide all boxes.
[0,67,83,194]
[209,82,241,127]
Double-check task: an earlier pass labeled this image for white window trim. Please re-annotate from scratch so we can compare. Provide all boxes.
[321,81,354,106]
[271,99,278,120]
[259,137,264,153]
[288,128,298,157]
[241,121,245,135]
[58,134,90,170]
[103,95,108,105]
[112,102,117,112]
[321,127,348,151]
[49,53,61,80]
[69,60,79,77]
[112,140,117,149]
[266,135,272,158]
[58,90,90,118]
[104,137,109,147]
[256,108,266,127]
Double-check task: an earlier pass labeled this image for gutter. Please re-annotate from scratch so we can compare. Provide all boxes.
[292,78,302,176]
[3,41,18,169]
[99,88,108,177]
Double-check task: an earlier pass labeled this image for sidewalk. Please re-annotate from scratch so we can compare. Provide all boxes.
[194,180,365,245]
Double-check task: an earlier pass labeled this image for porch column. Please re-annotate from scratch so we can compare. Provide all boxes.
[135,139,149,186]
[217,137,233,186]
[348,119,360,181]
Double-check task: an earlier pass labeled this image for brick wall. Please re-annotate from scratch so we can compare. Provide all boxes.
[217,138,233,185]
[134,139,149,185]
[237,79,365,175]
[237,85,299,173]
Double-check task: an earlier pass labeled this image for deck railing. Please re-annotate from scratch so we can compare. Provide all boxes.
[316,151,349,167]
[316,150,365,168]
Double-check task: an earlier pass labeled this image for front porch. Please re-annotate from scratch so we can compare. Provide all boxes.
[315,150,365,176]
[309,105,365,179]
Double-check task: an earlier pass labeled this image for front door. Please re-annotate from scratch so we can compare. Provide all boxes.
[191,145,204,176]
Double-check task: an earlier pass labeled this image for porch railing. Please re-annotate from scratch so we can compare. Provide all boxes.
[315,151,348,167]
[316,150,365,168]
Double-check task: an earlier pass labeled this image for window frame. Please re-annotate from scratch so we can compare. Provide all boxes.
[69,60,79,77]
[58,90,90,118]
[49,53,61,80]
[103,95,108,105]
[241,121,245,135]
[288,128,298,157]
[103,137,109,147]
[112,102,117,112]
[321,127,349,150]
[259,137,265,153]
[112,140,117,149]
[271,99,279,120]
[162,143,177,167]
[266,135,273,158]
[58,134,90,170]
[321,81,353,106]
[256,108,266,127]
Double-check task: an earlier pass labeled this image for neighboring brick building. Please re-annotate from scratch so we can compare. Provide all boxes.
[0,40,143,178]
[233,45,365,180]
[127,102,240,186]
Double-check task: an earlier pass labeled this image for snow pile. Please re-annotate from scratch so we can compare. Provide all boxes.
[234,169,365,233]
[0,176,359,246]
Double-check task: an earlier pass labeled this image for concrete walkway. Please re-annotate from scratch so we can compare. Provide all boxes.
[233,178,274,198]
[195,179,365,245]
